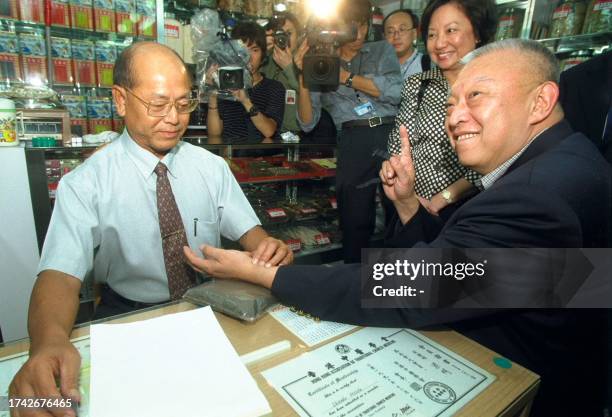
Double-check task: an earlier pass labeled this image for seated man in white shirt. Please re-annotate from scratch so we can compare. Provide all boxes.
[9,41,292,414]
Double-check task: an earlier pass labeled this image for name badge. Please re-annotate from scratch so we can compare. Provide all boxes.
[285,89,296,105]
[353,101,374,116]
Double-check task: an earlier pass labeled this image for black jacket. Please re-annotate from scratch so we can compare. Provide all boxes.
[272,121,611,417]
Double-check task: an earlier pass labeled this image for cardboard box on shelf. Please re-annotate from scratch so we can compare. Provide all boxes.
[0,0,18,20]
[94,41,116,87]
[50,0,71,27]
[0,31,22,83]
[51,37,74,85]
[18,0,44,24]
[115,0,137,35]
[18,33,47,84]
[94,0,116,33]
[71,40,95,86]
[69,0,94,31]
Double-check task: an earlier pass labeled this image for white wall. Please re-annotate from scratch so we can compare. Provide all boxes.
[0,147,39,342]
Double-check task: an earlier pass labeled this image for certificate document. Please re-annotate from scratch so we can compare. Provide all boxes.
[262,328,495,417]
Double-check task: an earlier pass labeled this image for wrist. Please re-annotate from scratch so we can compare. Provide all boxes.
[253,265,278,289]
[395,196,421,224]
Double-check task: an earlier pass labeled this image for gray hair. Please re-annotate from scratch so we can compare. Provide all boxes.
[461,38,560,84]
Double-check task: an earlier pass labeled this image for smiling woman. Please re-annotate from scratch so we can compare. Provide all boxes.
[387,0,497,219]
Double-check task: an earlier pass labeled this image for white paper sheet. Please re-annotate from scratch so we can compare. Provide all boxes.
[262,327,495,417]
[269,305,356,347]
[90,307,270,417]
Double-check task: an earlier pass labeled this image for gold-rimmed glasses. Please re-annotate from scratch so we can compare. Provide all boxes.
[124,88,199,117]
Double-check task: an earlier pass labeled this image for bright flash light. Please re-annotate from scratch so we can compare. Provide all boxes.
[274,3,287,12]
[307,0,340,19]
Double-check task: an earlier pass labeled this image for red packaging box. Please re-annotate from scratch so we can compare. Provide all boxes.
[18,0,44,23]
[0,0,18,19]
[0,54,21,82]
[21,55,47,84]
[51,37,73,85]
[137,16,156,38]
[71,40,95,86]
[51,0,71,27]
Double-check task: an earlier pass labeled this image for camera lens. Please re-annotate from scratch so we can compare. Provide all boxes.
[312,59,331,80]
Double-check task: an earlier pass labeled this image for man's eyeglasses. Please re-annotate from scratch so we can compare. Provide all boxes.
[384,27,415,38]
[125,88,199,117]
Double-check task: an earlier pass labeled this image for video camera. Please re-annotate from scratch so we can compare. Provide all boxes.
[303,19,357,89]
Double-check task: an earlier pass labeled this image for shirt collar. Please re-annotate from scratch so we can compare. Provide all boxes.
[480,128,548,189]
[120,129,180,180]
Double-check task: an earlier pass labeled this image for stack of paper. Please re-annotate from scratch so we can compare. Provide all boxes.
[90,307,270,417]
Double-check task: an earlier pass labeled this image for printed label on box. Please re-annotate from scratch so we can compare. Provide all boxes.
[62,95,88,118]
[53,58,74,84]
[70,4,94,30]
[18,0,44,23]
[95,8,116,32]
[138,16,156,38]
[18,33,46,56]
[286,239,302,252]
[0,0,18,19]
[266,208,287,218]
[21,55,47,83]
[73,60,95,86]
[51,0,70,27]
[314,233,331,245]
[0,32,19,54]
[96,62,114,87]
[0,54,22,81]
[89,118,113,134]
[594,0,612,11]
[71,118,88,136]
[87,97,112,119]
[71,40,95,60]
[94,42,117,62]
[329,197,337,209]
[51,37,72,58]
[116,13,137,34]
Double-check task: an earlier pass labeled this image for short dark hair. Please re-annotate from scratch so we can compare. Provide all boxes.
[420,0,497,46]
[383,9,419,30]
[232,21,267,54]
[338,0,372,25]
[265,12,302,35]
[113,41,188,88]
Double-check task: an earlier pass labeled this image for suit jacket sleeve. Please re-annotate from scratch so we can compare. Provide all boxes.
[271,184,583,328]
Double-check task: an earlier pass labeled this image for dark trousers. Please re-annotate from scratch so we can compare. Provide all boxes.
[337,124,393,263]
[93,285,168,320]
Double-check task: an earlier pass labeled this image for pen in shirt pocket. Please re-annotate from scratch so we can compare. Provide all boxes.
[193,218,198,237]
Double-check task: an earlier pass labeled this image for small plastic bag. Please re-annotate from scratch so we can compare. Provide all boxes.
[183,279,278,322]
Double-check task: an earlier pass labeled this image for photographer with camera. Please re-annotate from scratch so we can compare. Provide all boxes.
[263,12,302,134]
[207,22,285,139]
[294,0,402,263]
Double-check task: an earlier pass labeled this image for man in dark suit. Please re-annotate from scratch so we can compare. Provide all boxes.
[185,40,611,417]
[559,50,612,162]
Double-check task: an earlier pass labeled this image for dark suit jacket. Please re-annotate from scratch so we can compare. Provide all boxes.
[272,121,611,417]
[560,51,612,161]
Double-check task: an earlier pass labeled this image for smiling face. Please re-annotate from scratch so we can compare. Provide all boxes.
[384,12,418,61]
[445,51,543,174]
[113,46,192,159]
[426,2,478,75]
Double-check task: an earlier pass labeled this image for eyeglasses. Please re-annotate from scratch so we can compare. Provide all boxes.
[125,88,199,117]
[384,27,415,38]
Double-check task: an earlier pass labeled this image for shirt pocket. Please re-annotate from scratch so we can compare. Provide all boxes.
[186,218,221,253]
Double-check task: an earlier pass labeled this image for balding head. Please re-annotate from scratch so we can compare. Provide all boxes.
[113,42,190,89]
[462,38,560,86]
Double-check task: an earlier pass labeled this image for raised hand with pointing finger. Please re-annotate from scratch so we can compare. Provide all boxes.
[379,125,421,224]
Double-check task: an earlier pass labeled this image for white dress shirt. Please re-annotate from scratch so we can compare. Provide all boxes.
[38,131,260,302]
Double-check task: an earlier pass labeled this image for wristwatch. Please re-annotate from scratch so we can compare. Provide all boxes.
[248,104,261,117]
[441,189,453,204]
[345,73,355,88]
